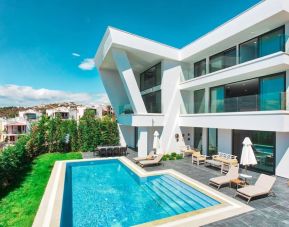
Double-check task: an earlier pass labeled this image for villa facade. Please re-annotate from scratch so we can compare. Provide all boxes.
[0,118,29,144]
[95,0,289,178]
[18,109,42,121]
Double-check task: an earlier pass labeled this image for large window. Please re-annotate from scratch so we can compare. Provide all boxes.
[194,89,205,113]
[239,38,258,64]
[194,127,203,151]
[210,86,224,113]
[140,63,161,91]
[209,47,237,73]
[209,73,285,113]
[142,90,161,113]
[208,128,218,156]
[239,26,285,64]
[259,27,285,57]
[260,73,285,111]
[233,130,275,174]
[194,59,206,78]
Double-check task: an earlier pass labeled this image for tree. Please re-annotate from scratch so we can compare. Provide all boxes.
[46,115,65,152]
[26,115,49,157]
[78,109,98,152]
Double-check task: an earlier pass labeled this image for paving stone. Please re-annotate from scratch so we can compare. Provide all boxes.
[82,149,289,226]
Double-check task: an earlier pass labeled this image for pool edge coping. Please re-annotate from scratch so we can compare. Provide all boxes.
[32,157,254,227]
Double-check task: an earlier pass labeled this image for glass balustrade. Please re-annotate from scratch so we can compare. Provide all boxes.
[180,32,288,82]
[181,92,286,114]
[118,104,134,115]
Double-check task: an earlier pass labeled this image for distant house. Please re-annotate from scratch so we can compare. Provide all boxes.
[19,109,42,121]
[46,107,77,120]
[0,118,29,144]
[76,106,98,121]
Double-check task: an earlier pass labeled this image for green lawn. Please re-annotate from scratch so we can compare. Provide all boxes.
[0,152,82,227]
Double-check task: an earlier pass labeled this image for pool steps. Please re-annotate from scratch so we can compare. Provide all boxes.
[141,175,219,216]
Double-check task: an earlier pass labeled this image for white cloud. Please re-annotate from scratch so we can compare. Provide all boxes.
[78,58,95,70]
[72,52,80,57]
[0,84,109,107]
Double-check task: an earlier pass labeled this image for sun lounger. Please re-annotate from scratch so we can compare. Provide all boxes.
[235,174,276,203]
[139,153,164,167]
[133,151,155,163]
[209,165,239,190]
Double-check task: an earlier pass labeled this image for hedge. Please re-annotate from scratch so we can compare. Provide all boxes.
[0,112,120,192]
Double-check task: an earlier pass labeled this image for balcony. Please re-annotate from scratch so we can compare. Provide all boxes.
[118,104,134,115]
[182,92,286,114]
[180,52,289,91]
[180,92,289,131]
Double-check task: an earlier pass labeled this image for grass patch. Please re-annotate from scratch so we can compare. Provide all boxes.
[0,152,82,227]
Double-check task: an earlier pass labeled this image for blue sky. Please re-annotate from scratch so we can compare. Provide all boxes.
[0,0,260,106]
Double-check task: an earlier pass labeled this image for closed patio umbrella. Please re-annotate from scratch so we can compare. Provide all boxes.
[240,137,257,173]
[153,131,161,154]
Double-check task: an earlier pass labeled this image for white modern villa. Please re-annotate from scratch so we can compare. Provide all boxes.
[95,0,289,179]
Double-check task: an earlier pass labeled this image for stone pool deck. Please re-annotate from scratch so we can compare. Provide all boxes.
[82,150,289,226]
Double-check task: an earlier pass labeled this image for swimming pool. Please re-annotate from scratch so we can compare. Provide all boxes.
[60,159,220,227]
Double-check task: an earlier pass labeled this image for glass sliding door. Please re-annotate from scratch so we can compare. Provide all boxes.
[194,127,203,151]
[194,89,205,113]
[239,38,258,63]
[223,47,237,69]
[194,59,206,78]
[209,47,237,73]
[210,86,224,113]
[208,128,218,156]
[225,78,259,112]
[260,73,285,111]
[233,130,275,174]
[142,90,161,113]
[259,27,285,57]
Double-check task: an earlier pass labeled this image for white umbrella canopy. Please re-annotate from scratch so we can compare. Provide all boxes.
[153,131,161,154]
[240,137,257,171]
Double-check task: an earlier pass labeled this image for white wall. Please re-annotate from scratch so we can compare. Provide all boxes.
[111,48,147,114]
[99,69,130,116]
[138,127,148,157]
[118,125,135,148]
[159,59,185,154]
[218,129,232,154]
[276,132,289,178]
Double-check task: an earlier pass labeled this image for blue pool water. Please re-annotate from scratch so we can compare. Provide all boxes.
[60,160,220,227]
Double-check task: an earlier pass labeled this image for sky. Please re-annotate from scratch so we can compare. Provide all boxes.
[0,0,261,107]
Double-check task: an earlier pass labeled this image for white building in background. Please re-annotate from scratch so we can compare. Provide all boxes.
[46,107,77,120]
[0,117,30,144]
[19,109,42,121]
[76,106,99,121]
[95,0,289,178]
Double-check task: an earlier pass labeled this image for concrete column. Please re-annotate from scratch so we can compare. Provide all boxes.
[206,56,210,74]
[204,87,210,113]
[99,69,130,117]
[112,48,147,114]
[276,132,289,178]
[286,70,289,111]
[137,127,148,157]
[285,23,289,53]
[202,128,208,155]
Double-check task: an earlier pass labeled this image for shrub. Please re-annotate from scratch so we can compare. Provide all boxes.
[0,135,31,191]
[162,153,183,161]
